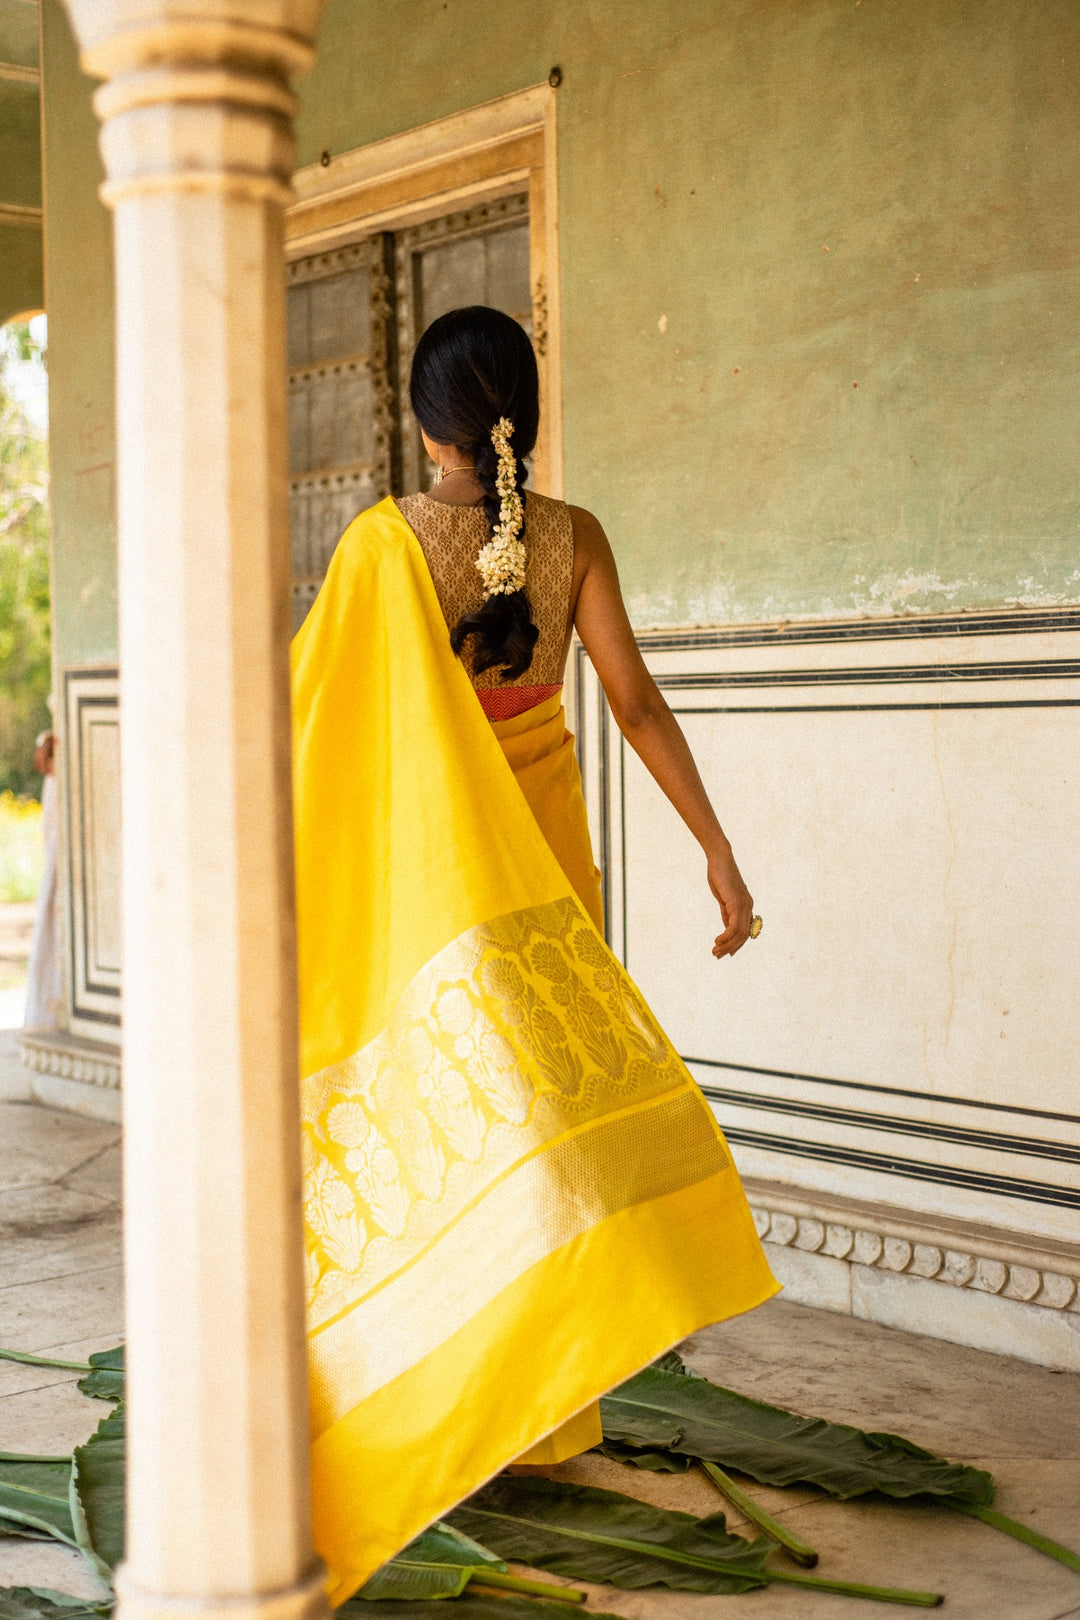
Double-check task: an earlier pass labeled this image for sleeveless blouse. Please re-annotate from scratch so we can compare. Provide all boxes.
[395,490,574,721]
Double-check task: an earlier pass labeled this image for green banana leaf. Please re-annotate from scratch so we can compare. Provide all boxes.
[627,1356,1080,1576]
[0,1590,112,1620]
[359,1561,472,1602]
[360,1521,587,1604]
[0,1459,78,1546]
[449,1476,943,1607]
[595,1442,690,1473]
[600,1364,994,1505]
[77,1350,124,1406]
[359,1522,509,1600]
[404,1521,508,1571]
[344,1597,613,1620]
[448,1476,773,1595]
[0,1519,52,1541]
[69,1405,125,1578]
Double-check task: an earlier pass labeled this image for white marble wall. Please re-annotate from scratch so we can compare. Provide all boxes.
[573,607,1080,1361]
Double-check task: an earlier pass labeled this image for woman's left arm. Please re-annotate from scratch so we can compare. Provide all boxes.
[569,506,755,960]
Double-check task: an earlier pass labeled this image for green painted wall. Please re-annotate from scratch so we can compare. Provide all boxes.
[0,223,42,324]
[0,0,38,69]
[0,0,43,321]
[0,80,41,209]
[40,0,117,665]
[33,0,1080,640]
[299,0,1080,626]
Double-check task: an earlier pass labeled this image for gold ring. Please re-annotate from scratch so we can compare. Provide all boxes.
[749,915,763,939]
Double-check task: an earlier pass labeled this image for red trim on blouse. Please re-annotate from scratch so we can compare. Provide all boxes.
[476,684,562,722]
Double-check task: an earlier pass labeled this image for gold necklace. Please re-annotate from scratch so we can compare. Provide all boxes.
[433,463,475,486]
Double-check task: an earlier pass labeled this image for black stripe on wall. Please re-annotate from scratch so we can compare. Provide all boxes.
[718,1125,1080,1209]
[687,1055,1080,1128]
[637,606,1080,652]
[698,1084,1080,1166]
[655,658,1080,690]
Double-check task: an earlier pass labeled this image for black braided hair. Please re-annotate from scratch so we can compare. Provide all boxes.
[409,306,540,681]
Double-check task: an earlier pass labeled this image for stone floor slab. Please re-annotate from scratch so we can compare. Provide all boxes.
[0,1337,119,1399]
[0,1267,123,1349]
[0,1103,120,1193]
[0,1377,113,1453]
[0,1184,122,1289]
[966,1458,1080,1565]
[0,1538,112,1602]
[63,1144,122,1204]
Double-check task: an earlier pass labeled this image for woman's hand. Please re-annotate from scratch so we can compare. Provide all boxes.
[707,844,754,960]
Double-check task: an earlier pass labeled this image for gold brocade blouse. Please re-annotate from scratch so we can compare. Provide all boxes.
[395,490,574,720]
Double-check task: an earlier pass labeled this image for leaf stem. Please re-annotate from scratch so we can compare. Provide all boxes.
[698,1460,818,1567]
[0,1348,93,1372]
[766,1569,943,1606]
[952,1503,1080,1574]
[467,1572,587,1604]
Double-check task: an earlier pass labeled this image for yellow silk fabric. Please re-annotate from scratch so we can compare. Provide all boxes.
[491,692,604,933]
[491,693,604,1463]
[291,499,778,1605]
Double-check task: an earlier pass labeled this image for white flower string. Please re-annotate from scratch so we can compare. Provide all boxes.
[475,417,526,597]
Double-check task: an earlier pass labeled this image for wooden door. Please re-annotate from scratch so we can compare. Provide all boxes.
[287,195,531,630]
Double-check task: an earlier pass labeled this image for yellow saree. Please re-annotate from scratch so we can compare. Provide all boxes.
[291,498,778,1603]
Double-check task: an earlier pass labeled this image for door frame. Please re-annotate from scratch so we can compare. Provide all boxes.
[287,83,563,495]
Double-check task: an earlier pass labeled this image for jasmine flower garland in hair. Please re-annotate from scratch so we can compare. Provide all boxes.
[476,417,526,597]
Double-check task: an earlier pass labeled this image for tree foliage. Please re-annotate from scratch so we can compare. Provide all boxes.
[0,321,51,798]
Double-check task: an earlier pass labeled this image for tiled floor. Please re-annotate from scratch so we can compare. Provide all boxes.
[2,1091,1079,1617]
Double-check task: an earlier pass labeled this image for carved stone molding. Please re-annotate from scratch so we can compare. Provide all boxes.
[19,1030,121,1091]
[746,1181,1080,1316]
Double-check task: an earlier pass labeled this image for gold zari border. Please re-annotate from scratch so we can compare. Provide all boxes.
[301,898,731,1430]
[308,1084,727,1433]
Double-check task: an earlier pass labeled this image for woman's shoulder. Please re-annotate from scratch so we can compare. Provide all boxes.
[562,502,609,559]
[526,491,604,532]
[526,490,603,528]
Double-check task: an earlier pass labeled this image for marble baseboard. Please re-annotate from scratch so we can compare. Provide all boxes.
[746,1177,1080,1371]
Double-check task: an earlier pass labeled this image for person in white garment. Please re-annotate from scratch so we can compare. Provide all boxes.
[23,728,62,1030]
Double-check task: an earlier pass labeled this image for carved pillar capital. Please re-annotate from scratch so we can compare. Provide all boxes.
[63,3,326,205]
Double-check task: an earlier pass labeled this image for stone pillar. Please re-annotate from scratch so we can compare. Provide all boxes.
[59,7,329,1620]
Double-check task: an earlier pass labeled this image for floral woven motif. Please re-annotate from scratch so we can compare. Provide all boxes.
[300,895,710,1330]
